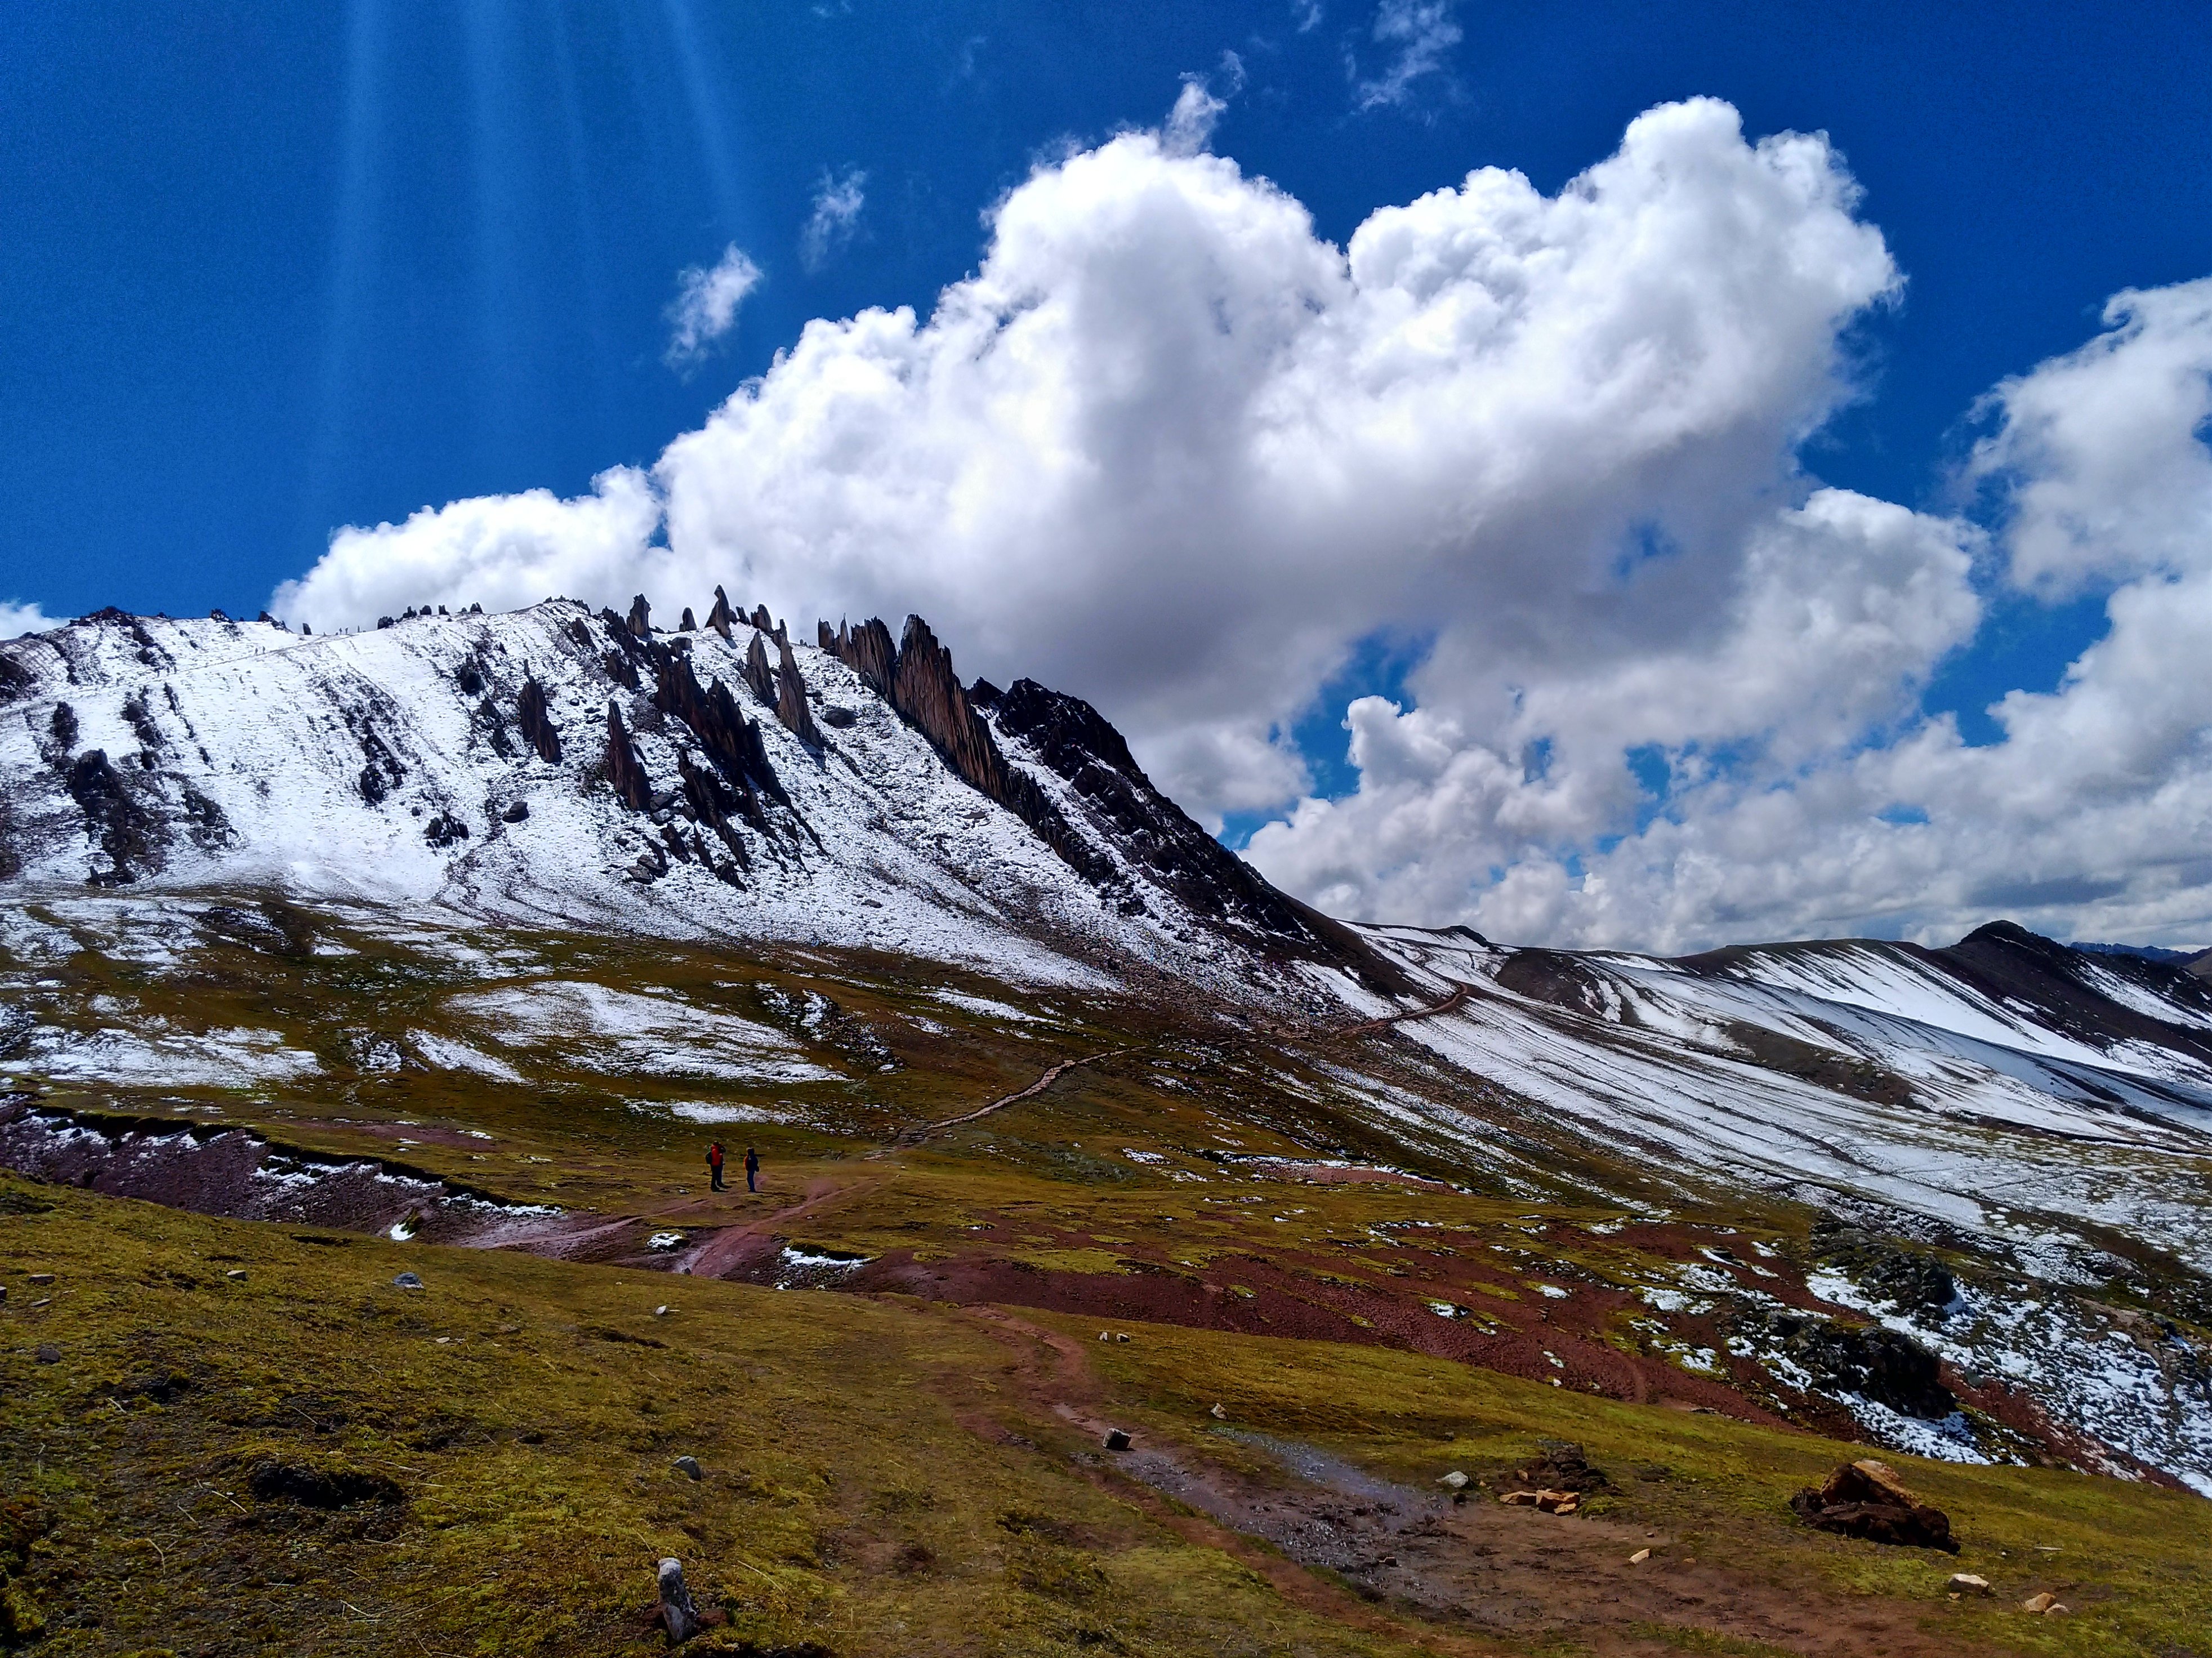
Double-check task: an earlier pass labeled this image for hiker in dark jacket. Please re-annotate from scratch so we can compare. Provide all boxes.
[707,1140,726,1192]
[744,1145,760,1193]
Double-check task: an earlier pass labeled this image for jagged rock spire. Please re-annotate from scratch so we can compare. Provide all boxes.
[743,633,777,707]
[822,612,1109,883]
[679,607,697,632]
[604,701,652,810]
[627,594,652,638]
[516,678,562,763]
[706,587,735,641]
[774,636,822,747]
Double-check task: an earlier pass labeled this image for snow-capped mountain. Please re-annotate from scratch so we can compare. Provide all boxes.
[5,598,2211,1490]
[0,599,1393,1002]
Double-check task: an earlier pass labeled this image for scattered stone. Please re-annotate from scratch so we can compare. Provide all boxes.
[1789,1459,1956,1552]
[1630,1548,1651,1563]
[1511,1441,1609,1494]
[1497,1488,1580,1514]
[1102,1429,1131,1451]
[225,1269,247,1281]
[393,1271,424,1290]
[653,1304,672,1317]
[673,1456,703,1481]
[658,1557,702,1643]
[1948,1573,1992,1596]
[2022,1592,2055,1613]
[1438,1470,1469,1491]
[501,799,529,823]
[1208,1403,1227,1420]
[1114,1331,1130,1343]
[1098,1330,1112,1342]
[34,1345,59,1365]
[27,1274,52,1286]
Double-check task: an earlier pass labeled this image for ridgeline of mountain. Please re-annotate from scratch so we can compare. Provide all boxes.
[0,599,1404,1002]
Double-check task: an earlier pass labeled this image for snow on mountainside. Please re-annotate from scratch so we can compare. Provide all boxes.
[0,600,1390,1003]
[6,599,2212,1490]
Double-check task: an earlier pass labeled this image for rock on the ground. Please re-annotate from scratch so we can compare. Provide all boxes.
[1103,1429,1131,1451]
[1789,1459,1956,1552]
[1947,1573,1992,1595]
[657,1557,702,1643]
[673,1456,703,1481]
[393,1271,423,1290]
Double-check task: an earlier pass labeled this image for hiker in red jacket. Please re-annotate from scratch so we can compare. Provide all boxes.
[707,1140,726,1192]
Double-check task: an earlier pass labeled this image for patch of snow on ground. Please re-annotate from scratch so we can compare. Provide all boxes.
[448,980,837,1081]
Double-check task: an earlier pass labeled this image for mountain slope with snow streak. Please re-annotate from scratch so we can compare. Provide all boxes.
[5,600,2212,1494]
[0,603,1386,1002]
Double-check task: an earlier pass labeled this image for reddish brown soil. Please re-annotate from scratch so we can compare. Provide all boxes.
[854,1243,1783,1423]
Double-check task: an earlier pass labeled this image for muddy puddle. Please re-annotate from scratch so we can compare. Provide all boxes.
[0,1094,571,1247]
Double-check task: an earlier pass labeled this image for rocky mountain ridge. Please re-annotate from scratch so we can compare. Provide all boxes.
[0,597,1393,1002]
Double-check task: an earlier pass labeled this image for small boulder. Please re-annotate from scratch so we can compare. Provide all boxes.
[1630,1548,1651,1563]
[225,1269,247,1281]
[35,1344,60,1365]
[393,1271,424,1290]
[1103,1429,1131,1451]
[1438,1470,1469,1491]
[1947,1573,1992,1596]
[672,1456,703,1481]
[1789,1459,1956,1552]
[1208,1403,1227,1420]
[501,800,529,823]
[27,1274,53,1286]
[2022,1592,2056,1614]
[657,1557,702,1643]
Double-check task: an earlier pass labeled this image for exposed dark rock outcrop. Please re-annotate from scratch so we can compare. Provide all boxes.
[980,674,1354,951]
[1731,1305,1955,1419]
[516,678,563,763]
[627,594,652,638]
[604,703,653,812]
[826,616,1113,886]
[743,632,778,707]
[66,750,165,884]
[352,717,405,805]
[824,617,897,698]
[1812,1220,1959,1319]
[705,586,736,641]
[774,636,823,747]
[647,650,786,818]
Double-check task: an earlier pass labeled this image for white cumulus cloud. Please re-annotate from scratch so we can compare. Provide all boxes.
[0,601,53,639]
[664,244,763,370]
[273,96,2212,951]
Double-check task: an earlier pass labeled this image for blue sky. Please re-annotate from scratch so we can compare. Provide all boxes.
[7,2,2212,947]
